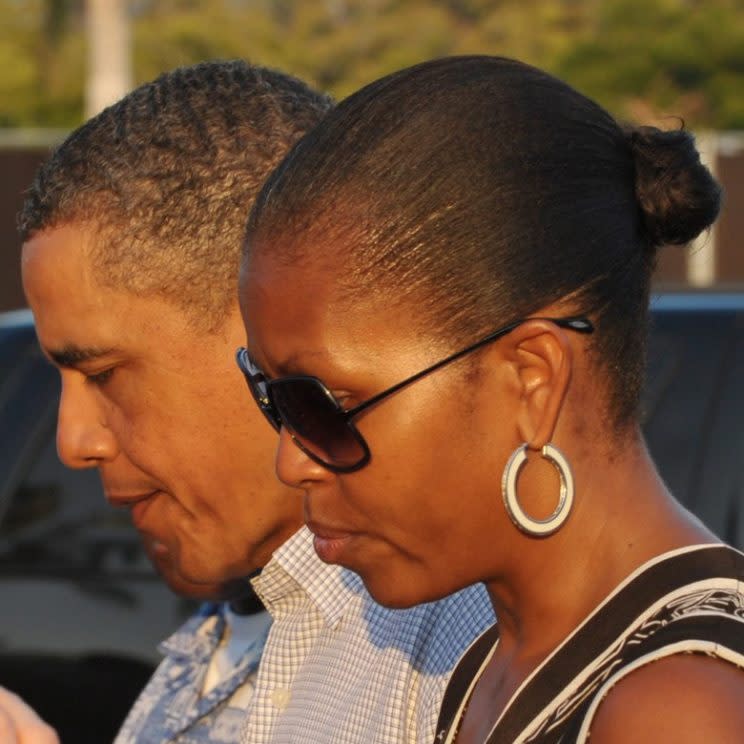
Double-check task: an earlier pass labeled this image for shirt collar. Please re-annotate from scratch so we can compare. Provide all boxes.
[252,526,365,629]
[158,602,225,662]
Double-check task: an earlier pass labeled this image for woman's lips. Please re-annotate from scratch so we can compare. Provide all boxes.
[307,522,355,564]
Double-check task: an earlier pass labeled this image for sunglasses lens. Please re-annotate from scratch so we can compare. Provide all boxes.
[271,378,367,470]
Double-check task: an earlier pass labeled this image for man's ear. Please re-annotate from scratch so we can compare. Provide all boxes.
[502,320,573,449]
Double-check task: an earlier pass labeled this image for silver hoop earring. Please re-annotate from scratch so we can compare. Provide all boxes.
[501,443,574,537]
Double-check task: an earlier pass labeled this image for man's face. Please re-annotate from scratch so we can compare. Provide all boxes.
[21,222,303,595]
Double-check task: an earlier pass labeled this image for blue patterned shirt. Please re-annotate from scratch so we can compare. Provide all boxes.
[114,603,268,743]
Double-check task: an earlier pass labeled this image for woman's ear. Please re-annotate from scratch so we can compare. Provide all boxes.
[503,320,573,449]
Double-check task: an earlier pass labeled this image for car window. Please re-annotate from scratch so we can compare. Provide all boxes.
[0,432,157,580]
[0,323,159,580]
[643,309,744,548]
[0,326,35,393]
[0,328,59,528]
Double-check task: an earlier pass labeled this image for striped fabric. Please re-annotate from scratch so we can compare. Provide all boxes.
[437,544,744,743]
[240,527,495,744]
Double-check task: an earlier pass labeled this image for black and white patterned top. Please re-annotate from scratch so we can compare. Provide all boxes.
[436,544,744,744]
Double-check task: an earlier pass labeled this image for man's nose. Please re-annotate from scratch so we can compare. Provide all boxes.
[55,378,118,469]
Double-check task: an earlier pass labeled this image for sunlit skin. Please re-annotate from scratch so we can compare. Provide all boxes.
[240,245,744,743]
[140,533,259,604]
[22,223,304,597]
[0,686,59,744]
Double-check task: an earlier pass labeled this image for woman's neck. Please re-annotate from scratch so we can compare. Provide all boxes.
[483,433,717,659]
[453,434,718,744]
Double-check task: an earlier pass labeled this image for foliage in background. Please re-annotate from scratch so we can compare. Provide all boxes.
[1,0,743,129]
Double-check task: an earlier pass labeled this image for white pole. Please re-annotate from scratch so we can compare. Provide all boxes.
[687,130,718,287]
[85,0,132,119]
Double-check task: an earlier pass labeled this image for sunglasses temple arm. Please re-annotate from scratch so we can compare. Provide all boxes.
[344,321,524,420]
[344,315,593,421]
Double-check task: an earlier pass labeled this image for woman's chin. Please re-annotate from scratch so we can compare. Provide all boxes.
[359,570,439,610]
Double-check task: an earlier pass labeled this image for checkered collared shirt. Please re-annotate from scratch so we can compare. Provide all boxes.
[240,527,494,744]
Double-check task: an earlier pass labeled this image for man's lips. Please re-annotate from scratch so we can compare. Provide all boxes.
[105,490,159,529]
[105,489,158,508]
[105,490,171,558]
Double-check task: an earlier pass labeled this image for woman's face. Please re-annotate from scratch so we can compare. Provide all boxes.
[240,249,523,608]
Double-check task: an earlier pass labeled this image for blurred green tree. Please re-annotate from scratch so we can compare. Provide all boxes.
[0,0,84,126]
[0,0,741,129]
[556,0,744,128]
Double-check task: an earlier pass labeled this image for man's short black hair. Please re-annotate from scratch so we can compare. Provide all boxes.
[19,60,332,329]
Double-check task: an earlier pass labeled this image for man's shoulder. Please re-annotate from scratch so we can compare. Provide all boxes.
[431,583,494,618]
[350,583,494,673]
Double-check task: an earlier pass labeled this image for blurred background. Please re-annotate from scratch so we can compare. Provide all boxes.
[1,2,743,741]
[1,0,744,308]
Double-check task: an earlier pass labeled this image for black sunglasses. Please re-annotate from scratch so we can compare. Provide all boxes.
[236,315,594,473]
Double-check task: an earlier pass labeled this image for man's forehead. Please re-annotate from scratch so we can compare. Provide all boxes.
[22,223,226,363]
[22,223,100,296]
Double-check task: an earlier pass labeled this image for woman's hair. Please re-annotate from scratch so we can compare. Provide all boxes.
[245,56,721,426]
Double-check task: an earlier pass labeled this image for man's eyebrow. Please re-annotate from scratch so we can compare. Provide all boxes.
[47,345,116,368]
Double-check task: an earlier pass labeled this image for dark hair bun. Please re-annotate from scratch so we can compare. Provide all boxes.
[627,126,722,247]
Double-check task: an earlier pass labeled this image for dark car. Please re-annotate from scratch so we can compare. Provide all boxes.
[643,292,744,549]
[0,309,195,742]
[0,294,742,740]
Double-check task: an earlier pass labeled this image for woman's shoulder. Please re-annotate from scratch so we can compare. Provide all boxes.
[571,543,744,742]
[588,653,744,743]
[515,544,744,742]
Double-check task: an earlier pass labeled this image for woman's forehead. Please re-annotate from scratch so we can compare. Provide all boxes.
[241,237,375,321]
[240,252,433,378]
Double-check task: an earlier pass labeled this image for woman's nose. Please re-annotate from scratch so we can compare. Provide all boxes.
[275,426,335,488]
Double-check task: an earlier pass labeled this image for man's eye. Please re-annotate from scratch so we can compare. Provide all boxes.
[85,368,115,386]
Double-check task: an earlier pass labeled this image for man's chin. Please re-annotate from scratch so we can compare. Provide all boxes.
[157,556,256,602]
[155,561,233,600]
[142,538,219,600]
[140,533,258,602]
